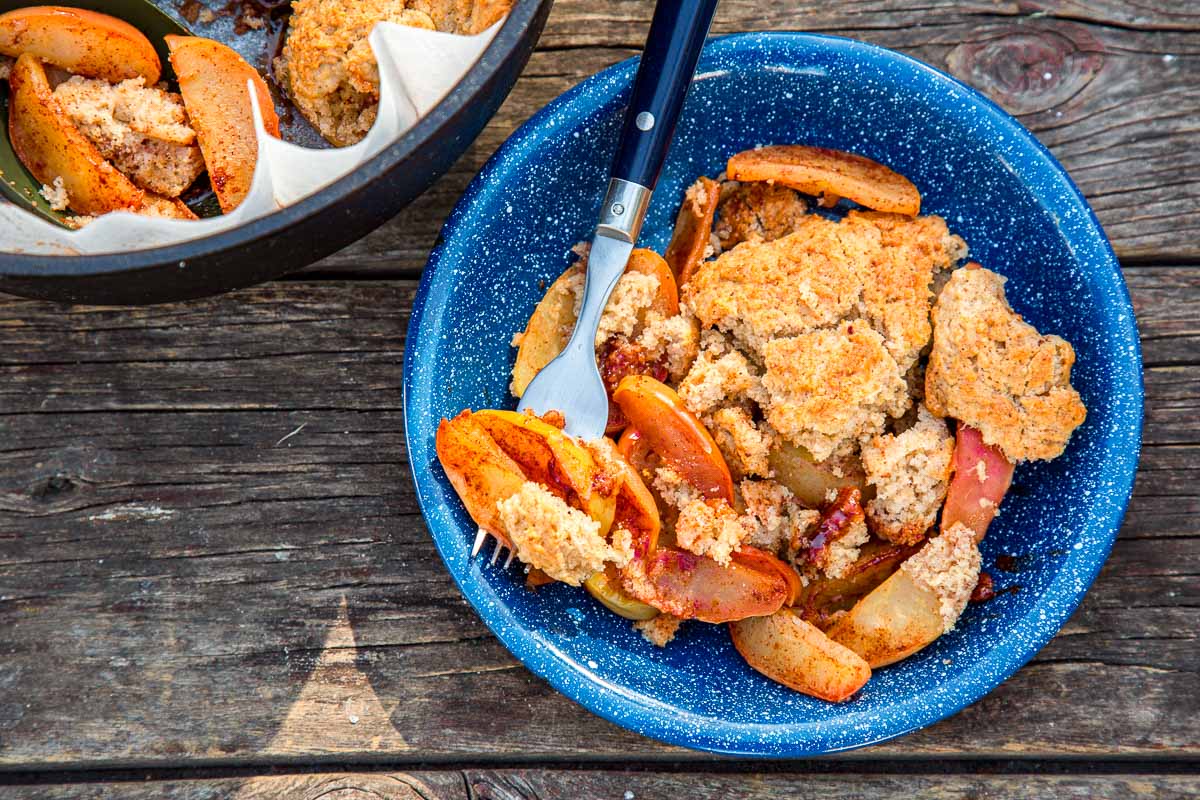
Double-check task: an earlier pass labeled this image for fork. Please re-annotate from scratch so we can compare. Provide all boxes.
[516,0,720,442]
[478,0,719,569]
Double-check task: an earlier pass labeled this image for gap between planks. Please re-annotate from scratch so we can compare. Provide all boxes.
[2,756,1200,786]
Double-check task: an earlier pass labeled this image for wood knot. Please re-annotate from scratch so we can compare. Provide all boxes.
[30,474,75,502]
[946,28,1103,115]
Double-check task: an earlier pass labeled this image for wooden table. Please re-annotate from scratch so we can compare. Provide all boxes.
[2,2,1198,797]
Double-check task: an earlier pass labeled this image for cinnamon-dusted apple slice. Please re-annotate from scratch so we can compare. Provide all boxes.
[140,193,199,221]
[825,568,945,667]
[7,53,146,216]
[435,411,528,548]
[731,609,871,702]
[166,35,280,213]
[664,176,719,285]
[731,546,803,606]
[727,145,921,216]
[623,547,788,624]
[0,6,161,83]
[828,524,980,667]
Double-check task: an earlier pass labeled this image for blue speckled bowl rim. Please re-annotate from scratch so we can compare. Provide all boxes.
[403,31,1144,756]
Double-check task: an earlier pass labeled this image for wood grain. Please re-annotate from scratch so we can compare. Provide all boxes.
[0,271,1195,768]
[308,0,1200,276]
[6,770,1200,799]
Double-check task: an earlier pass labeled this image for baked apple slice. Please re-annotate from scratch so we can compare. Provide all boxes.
[511,265,581,398]
[730,609,871,701]
[7,53,145,215]
[622,547,788,624]
[663,175,720,285]
[434,411,527,548]
[768,442,866,508]
[794,539,918,629]
[585,566,659,621]
[608,435,662,557]
[826,568,945,667]
[140,193,199,221]
[940,423,1014,542]
[727,145,921,216]
[166,35,279,213]
[731,546,803,606]
[0,6,161,83]
[612,375,734,504]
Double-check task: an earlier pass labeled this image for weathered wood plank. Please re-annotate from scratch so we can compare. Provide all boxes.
[308,0,1200,276]
[5,773,465,800]
[6,770,1200,799]
[0,271,1195,767]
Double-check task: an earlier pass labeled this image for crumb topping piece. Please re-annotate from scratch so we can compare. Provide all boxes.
[900,522,981,631]
[685,210,964,371]
[566,268,661,347]
[925,267,1086,461]
[39,176,69,211]
[708,406,776,478]
[819,513,870,580]
[714,180,808,250]
[635,614,682,647]
[861,405,954,545]
[678,344,766,418]
[53,76,204,198]
[280,0,436,147]
[674,496,747,566]
[637,309,700,382]
[740,479,820,556]
[496,482,630,586]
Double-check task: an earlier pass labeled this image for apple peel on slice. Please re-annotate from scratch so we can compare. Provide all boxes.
[7,53,146,216]
[166,35,280,214]
[613,374,735,504]
[585,566,659,621]
[622,547,788,624]
[664,176,720,286]
[0,6,161,83]
[731,546,803,606]
[511,264,582,398]
[727,145,921,216]
[940,423,1015,542]
[731,609,871,702]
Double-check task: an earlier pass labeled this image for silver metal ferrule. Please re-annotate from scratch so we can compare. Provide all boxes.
[596,178,652,244]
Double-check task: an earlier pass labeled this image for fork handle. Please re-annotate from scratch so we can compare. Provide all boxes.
[610,0,720,193]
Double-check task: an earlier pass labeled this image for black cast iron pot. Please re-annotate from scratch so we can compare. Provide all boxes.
[0,0,552,305]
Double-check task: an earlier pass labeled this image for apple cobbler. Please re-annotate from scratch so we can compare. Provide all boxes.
[0,6,278,223]
[436,144,1086,702]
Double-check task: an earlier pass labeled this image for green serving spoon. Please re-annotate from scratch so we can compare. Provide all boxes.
[0,0,222,228]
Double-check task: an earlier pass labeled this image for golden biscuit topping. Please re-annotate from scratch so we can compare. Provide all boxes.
[925,267,1087,461]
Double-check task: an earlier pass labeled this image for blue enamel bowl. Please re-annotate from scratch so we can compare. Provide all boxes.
[404,32,1143,756]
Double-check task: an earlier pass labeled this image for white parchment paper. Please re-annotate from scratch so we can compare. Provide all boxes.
[0,20,501,255]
